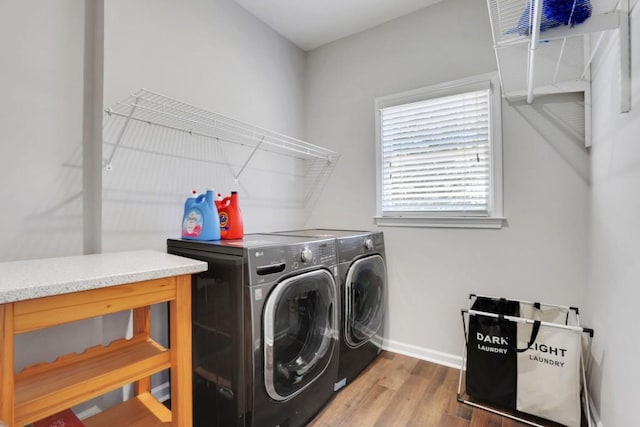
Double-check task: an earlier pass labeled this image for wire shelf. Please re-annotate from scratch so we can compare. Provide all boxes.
[487,0,628,108]
[104,89,339,172]
[102,89,339,209]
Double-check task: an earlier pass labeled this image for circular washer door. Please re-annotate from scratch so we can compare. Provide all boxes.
[263,268,337,401]
[345,254,386,348]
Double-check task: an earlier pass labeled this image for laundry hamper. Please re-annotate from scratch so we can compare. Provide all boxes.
[458,294,594,427]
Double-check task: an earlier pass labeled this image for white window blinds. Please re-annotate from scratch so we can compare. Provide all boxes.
[380,88,492,214]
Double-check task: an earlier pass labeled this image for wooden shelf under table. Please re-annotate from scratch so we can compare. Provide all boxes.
[83,392,172,427]
[14,336,170,427]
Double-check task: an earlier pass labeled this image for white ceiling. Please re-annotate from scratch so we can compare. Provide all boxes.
[232,0,443,51]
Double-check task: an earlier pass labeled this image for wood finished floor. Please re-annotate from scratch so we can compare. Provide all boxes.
[308,351,571,427]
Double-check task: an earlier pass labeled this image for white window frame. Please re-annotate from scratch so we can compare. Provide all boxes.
[374,72,504,229]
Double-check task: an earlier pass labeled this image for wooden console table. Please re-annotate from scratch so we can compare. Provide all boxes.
[0,250,207,427]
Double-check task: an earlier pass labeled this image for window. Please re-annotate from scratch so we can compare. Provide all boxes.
[374,73,503,229]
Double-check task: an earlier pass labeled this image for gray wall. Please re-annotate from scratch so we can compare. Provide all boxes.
[304,0,590,364]
[0,1,84,262]
[588,0,640,425]
[0,0,309,412]
[103,0,309,253]
[0,0,102,376]
[0,0,310,253]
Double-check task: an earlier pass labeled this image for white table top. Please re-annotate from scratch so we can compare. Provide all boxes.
[0,250,207,304]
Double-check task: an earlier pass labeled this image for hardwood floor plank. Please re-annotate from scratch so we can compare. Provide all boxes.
[373,374,430,427]
[453,399,474,421]
[308,400,350,427]
[470,407,503,427]
[439,413,473,427]
[407,375,451,426]
[443,368,471,421]
[309,358,389,427]
[347,384,395,427]
[376,353,420,391]
[419,363,449,398]
[334,364,383,408]
[410,359,437,379]
[308,351,586,427]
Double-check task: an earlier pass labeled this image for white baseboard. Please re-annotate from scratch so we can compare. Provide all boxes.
[381,338,463,370]
[76,382,172,420]
[153,381,171,403]
[76,404,102,420]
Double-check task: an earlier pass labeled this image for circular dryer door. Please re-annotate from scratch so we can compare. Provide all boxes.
[345,254,386,348]
[263,268,337,401]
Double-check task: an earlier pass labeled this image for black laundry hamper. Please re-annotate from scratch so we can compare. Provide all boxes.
[458,294,594,427]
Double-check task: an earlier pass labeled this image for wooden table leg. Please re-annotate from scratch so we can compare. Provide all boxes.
[0,304,15,426]
[133,306,152,395]
[170,275,192,427]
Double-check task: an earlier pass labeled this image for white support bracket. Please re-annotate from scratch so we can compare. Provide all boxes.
[105,98,138,171]
[233,136,264,181]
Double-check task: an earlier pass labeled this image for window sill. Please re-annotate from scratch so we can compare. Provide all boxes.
[373,216,505,229]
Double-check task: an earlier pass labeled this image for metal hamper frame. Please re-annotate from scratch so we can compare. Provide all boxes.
[457,293,594,427]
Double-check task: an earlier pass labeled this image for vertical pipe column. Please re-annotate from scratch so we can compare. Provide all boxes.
[583,35,593,147]
[619,0,630,113]
[82,0,104,255]
[526,0,543,104]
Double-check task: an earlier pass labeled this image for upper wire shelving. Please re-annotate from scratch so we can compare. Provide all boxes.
[487,0,630,110]
[102,89,339,208]
[103,89,339,178]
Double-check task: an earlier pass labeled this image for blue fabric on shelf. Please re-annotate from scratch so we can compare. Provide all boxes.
[506,0,592,36]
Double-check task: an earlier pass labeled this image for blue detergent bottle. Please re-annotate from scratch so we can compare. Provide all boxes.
[182,189,221,240]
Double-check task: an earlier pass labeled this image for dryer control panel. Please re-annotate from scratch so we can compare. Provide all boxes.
[248,238,336,285]
[337,231,385,264]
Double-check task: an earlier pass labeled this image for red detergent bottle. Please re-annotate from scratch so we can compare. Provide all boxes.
[218,191,244,239]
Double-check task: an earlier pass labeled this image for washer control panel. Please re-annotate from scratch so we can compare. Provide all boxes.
[248,238,336,284]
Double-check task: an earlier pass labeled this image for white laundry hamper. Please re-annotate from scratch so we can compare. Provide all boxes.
[458,294,594,427]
